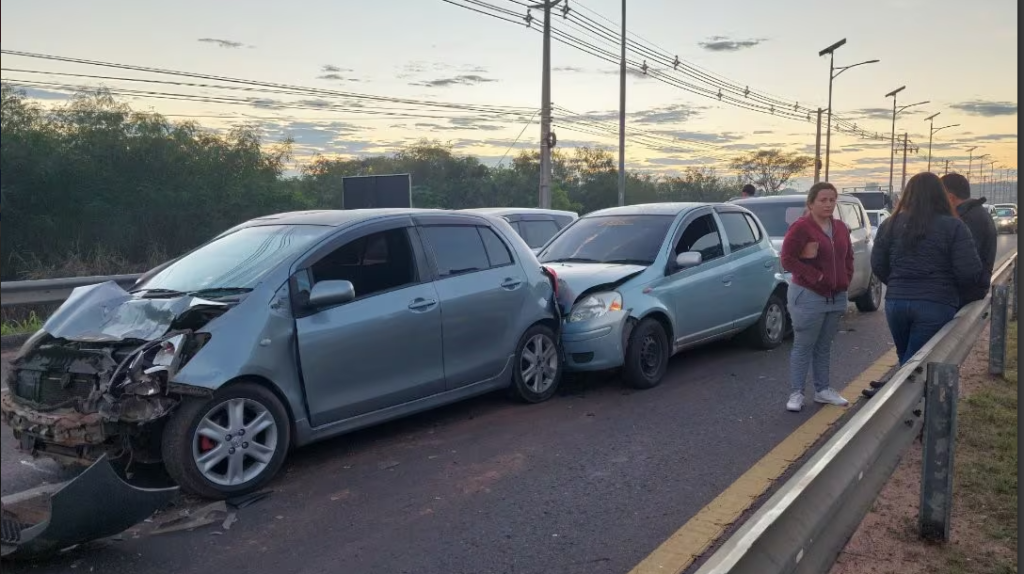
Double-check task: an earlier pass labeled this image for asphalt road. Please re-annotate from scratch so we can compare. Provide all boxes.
[2,235,1015,574]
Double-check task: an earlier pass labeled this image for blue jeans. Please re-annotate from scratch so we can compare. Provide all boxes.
[788,285,847,394]
[884,299,958,365]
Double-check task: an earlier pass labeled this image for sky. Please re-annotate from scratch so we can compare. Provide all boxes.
[0,0,1018,192]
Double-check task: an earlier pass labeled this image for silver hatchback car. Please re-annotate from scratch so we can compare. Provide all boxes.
[1,209,563,499]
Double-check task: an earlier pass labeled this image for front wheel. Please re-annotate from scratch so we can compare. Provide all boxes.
[162,382,291,500]
[622,318,670,390]
[744,292,787,349]
[855,274,883,312]
[508,324,563,403]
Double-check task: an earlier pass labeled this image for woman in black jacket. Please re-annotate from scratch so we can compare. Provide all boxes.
[871,172,988,370]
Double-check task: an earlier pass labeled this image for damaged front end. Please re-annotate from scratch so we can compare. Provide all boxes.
[0,281,229,468]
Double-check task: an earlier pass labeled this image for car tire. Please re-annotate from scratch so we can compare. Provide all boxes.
[854,274,883,312]
[507,323,563,404]
[622,318,670,390]
[162,381,291,500]
[744,292,787,349]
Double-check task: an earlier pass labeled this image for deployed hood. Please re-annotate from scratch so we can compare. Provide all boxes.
[544,262,646,312]
[42,281,228,343]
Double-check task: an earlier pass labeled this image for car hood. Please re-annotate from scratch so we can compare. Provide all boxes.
[543,262,647,312]
[41,281,230,343]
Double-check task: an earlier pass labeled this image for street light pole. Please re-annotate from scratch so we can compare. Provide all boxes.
[925,112,940,171]
[886,85,905,201]
[966,146,979,179]
[818,39,879,182]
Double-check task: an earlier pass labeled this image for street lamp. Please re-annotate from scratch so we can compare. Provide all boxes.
[965,146,979,179]
[885,87,928,201]
[924,112,959,171]
[819,38,879,181]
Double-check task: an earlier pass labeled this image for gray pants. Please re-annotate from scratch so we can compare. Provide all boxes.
[788,284,847,394]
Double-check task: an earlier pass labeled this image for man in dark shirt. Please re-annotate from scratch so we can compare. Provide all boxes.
[941,172,996,304]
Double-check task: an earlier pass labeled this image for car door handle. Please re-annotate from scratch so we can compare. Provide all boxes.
[501,278,523,290]
[763,260,774,268]
[408,298,437,311]
[722,275,734,285]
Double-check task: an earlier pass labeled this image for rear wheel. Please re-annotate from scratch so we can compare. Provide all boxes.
[744,292,786,349]
[162,382,291,500]
[622,318,669,389]
[855,274,883,312]
[508,324,563,403]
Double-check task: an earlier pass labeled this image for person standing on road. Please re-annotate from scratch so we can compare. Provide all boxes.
[728,183,757,202]
[941,172,996,305]
[869,172,987,370]
[779,182,854,412]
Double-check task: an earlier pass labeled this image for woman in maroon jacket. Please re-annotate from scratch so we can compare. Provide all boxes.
[779,182,854,412]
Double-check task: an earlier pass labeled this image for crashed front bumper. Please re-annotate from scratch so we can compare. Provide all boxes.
[0,390,113,464]
[560,311,629,372]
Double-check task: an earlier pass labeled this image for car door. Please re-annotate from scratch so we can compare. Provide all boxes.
[715,209,776,329]
[650,209,736,347]
[838,201,870,296]
[293,220,445,427]
[416,217,528,390]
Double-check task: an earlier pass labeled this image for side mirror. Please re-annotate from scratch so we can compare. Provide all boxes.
[307,280,356,309]
[675,251,702,269]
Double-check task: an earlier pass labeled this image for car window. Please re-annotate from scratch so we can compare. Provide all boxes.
[675,214,725,263]
[310,228,418,299]
[478,226,514,267]
[718,212,758,252]
[539,215,675,266]
[743,214,763,242]
[866,212,879,227]
[420,225,492,277]
[995,208,1014,217]
[138,225,329,293]
[519,219,561,248]
[838,203,864,230]
[735,202,806,237]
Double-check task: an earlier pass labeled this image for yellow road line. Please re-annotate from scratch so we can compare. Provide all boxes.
[628,348,899,574]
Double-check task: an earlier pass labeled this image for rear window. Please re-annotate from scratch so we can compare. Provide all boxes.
[734,202,806,237]
[995,208,1015,217]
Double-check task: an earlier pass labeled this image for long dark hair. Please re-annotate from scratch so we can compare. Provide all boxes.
[891,172,955,248]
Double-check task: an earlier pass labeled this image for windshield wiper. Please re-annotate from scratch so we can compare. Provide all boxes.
[544,257,602,264]
[605,258,652,266]
[130,287,186,298]
[188,287,254,298]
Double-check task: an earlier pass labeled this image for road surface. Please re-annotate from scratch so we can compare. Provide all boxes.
[2,235,1015,574]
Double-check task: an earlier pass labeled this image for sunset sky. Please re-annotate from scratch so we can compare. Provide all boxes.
[1,0,1017,191]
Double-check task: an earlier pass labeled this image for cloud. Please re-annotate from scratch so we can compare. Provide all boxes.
[963,133,1018,142]
[753,130,775,135]
[576,103,703,125]
[197,37,247,49]
[552,65,653,79]
[17,87,72,100]
[411,74,498,88]
[651,129,744,144]
[322,65,353,73]
[698,36,766,52]
[644,157,710,167]
[949,100,1017,116]
[317,73,361,83]
[849,107,923,120]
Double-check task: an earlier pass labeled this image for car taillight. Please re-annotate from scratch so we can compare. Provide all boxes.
[542,266,559,298]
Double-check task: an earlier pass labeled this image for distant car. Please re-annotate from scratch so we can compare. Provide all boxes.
[730,194,883,313]
[992,207,1018,234]
[864,209,890,239]
[2,209,564,499]
[460,208,578,252]
[537,202,789,390]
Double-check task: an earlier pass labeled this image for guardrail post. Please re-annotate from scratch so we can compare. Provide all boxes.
[989,284,1009,376]
[1012,261,1018,322]
[919,361,959,542]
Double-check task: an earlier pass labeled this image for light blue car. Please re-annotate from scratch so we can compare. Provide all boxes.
[537,202,789,389]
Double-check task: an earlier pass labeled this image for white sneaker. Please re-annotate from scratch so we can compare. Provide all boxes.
[814,388,850,407]
[786,392,804,412]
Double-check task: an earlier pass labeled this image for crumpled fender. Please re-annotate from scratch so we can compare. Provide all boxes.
[1,454,178,559]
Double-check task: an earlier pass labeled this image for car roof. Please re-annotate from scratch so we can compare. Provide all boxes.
[241,208,449,227]
[583,202,713,217]
[460,207,578,217]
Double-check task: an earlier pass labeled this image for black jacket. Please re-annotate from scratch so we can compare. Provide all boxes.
[956,198,998,304]
[871,213,988,309]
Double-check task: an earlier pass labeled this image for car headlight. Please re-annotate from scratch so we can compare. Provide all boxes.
[568,292,622,323]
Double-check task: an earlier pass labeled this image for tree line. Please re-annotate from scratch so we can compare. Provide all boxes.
[0,85,812,281]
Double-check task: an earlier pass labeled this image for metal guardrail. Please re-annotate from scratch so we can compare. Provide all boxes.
[0,274,141,308]
[694,251,1018,574]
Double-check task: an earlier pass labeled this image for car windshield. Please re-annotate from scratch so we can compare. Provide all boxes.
[136,225,329,294]
[736,202,806,237]
[539,214,674,265]
[995,208,1015,217]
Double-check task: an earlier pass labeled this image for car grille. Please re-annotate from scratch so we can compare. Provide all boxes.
[11,368,99,407]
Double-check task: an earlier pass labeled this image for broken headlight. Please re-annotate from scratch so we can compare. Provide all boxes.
[120,332,209,396]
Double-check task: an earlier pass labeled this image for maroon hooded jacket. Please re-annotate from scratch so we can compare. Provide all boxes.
[780,215,854,299]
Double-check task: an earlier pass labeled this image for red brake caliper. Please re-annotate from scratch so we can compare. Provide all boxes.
[200,436,216,452]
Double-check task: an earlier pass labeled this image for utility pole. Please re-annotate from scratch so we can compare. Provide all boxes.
[535,0,562,209]
[944,159,949,174]
[900,132,909,192]
[617,0,626,206]
[813,108,823,183]
[885,86,905,204]
[925,112,939,171]
[966,146,978,179]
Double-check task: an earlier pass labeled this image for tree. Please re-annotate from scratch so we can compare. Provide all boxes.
[730,149,814,195]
